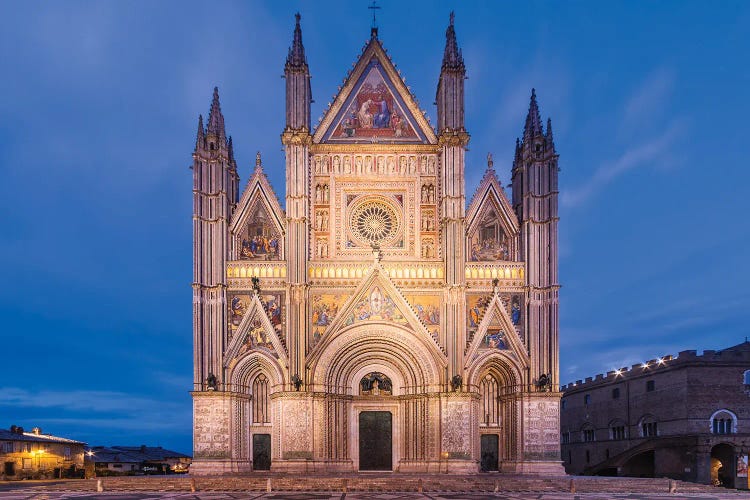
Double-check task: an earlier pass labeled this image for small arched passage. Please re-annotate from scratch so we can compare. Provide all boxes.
[621,450,655,478]
[711,443,736,488]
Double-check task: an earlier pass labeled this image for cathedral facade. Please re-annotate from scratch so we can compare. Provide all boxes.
[191,14,562,474]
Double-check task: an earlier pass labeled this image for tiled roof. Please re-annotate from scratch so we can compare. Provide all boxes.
[0,428,85,445]
[86,445,191,463]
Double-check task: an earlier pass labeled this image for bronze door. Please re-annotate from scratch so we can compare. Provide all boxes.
[359,411,392,470]
[253,433,271,470]
[480,434,499,472]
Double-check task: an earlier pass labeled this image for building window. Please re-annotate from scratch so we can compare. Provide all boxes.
[612,388,620,399]
[586,450,590,463]
[646,380,655,392]
[561,399,566,410]
[252,374,270,424]
[1,441,12,453]
[744,370,750,385]
[641,421,658,437]
[63,447,71,460]
[610,425,626,440]
[710,409,737,434]
[582,426,595,442]
[584,394,591,405]
[561,431,570,444]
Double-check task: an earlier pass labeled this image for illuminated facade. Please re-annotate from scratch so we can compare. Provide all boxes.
[191,14,562,474]
[0,426,85,479]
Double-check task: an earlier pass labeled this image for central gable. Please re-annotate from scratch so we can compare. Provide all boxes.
[314,40,436,145]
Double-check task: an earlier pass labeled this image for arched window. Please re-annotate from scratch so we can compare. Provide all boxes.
[639,415,658,437]
[252,374,270,424]
[710,409,737,435]
[743,370,750,386]
[581,423,595,442]
[480,374,501,426]
[609,419,627,440]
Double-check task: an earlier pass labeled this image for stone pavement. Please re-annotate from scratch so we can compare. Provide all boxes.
[1,492,750,499]
[1,475,749,499]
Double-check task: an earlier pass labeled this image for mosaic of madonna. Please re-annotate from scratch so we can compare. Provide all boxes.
[332,66,418,141]
[468,206,510,261]
[238,203,281,260]
[479,328,508,350]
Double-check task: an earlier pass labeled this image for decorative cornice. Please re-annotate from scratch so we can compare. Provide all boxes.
[281,127,313,146]
[310,144,440,154]
[438,129,470,147]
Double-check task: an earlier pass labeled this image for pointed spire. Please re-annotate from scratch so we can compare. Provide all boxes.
[255,151,263,171]
[207,87,226,139]
[442,11,464,71]
[195,114,205,150]
[523,88,543,141]
[286,13,307,69]
[546,117,556,151]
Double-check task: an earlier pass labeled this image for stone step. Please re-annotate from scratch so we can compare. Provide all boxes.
[20,474,720,494]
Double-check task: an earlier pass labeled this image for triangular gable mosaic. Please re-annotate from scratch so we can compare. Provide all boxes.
[318,57,430,144]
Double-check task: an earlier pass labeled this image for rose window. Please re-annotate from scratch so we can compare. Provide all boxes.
[349,199,401,246]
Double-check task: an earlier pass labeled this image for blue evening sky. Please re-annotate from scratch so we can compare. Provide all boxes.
[1,1,748,454]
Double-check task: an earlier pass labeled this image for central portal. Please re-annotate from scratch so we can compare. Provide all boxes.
[359,411,392,471]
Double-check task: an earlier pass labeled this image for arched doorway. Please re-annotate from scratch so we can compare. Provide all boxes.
[309,323,445,471]
[622,450,655,477]
[711,443,736,488]
[468,352,524,469]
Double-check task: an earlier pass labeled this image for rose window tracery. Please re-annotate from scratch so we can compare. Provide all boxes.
[349,198,401,246]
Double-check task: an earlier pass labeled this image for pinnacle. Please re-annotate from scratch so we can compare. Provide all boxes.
[441,11,464,71]
[195,114,205,149]
[207,87,226,138]
[523,88,543,140]
[286,12,307,69]
[255,151,263,170]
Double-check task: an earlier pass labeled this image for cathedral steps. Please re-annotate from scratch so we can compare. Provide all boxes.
[13,474,721,493]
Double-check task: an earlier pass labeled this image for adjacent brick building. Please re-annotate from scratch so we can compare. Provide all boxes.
[560,341,750,487]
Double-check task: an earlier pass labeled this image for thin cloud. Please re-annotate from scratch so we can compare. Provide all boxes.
[0,388,184,415]
[562,120,684,207]
[622,68,674,131]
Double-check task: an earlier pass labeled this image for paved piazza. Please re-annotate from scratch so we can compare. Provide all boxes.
[1,492,750,499]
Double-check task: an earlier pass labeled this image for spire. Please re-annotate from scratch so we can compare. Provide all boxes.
[442,11,464,71]
[546,117,556,151]
[227,136,234,161]
[255,151,263,171]
[286,13,307,69]
[195,114,205,150]
[523,88,543,141]
[207,87,226,139]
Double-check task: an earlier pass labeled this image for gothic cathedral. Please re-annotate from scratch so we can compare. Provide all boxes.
[191,14,562,474]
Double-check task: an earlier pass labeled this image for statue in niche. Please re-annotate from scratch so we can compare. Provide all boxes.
[360,372,393,395]
[343,156,351,174]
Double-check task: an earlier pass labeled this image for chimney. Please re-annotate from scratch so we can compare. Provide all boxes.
[32,427,41,435]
